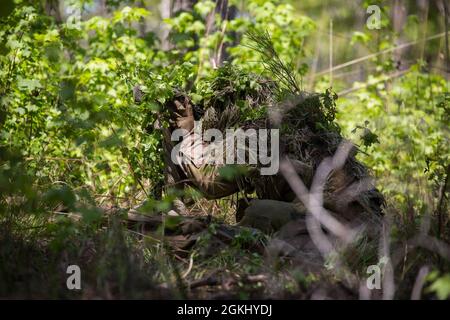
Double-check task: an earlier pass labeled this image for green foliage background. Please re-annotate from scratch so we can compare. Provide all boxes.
[0,0,448,299]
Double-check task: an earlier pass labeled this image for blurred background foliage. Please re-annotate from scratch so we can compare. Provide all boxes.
[0,0,448,298]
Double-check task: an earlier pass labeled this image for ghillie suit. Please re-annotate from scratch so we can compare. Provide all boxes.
[149,64,384,273]
[133,31,384,235]
[128,31,385,279]
[161,65,384,228]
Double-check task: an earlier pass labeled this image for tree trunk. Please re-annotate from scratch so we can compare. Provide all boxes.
[44,0,62,23]
[392,0,407,69]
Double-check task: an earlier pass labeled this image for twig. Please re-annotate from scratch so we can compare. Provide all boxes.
[127,229,161,243]
[315,32,448,77]
[25,156,85,162]
[443,1,449,77]
[189,275,220,289]
[436,165,449,239]
[381,216,395,300]
[181,253,195,279]
[411,266,430,300]
[338,69,410,97]
[329,19,333,88]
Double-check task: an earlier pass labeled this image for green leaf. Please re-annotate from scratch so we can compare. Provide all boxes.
[351,31,371,45]
[427,274,450,300]
[17,77,42,91]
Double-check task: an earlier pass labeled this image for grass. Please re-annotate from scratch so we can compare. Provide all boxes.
[1,186,448,300]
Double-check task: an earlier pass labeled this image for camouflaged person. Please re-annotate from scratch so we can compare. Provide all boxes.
[128,90,310,226]
[130,88,383,238]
